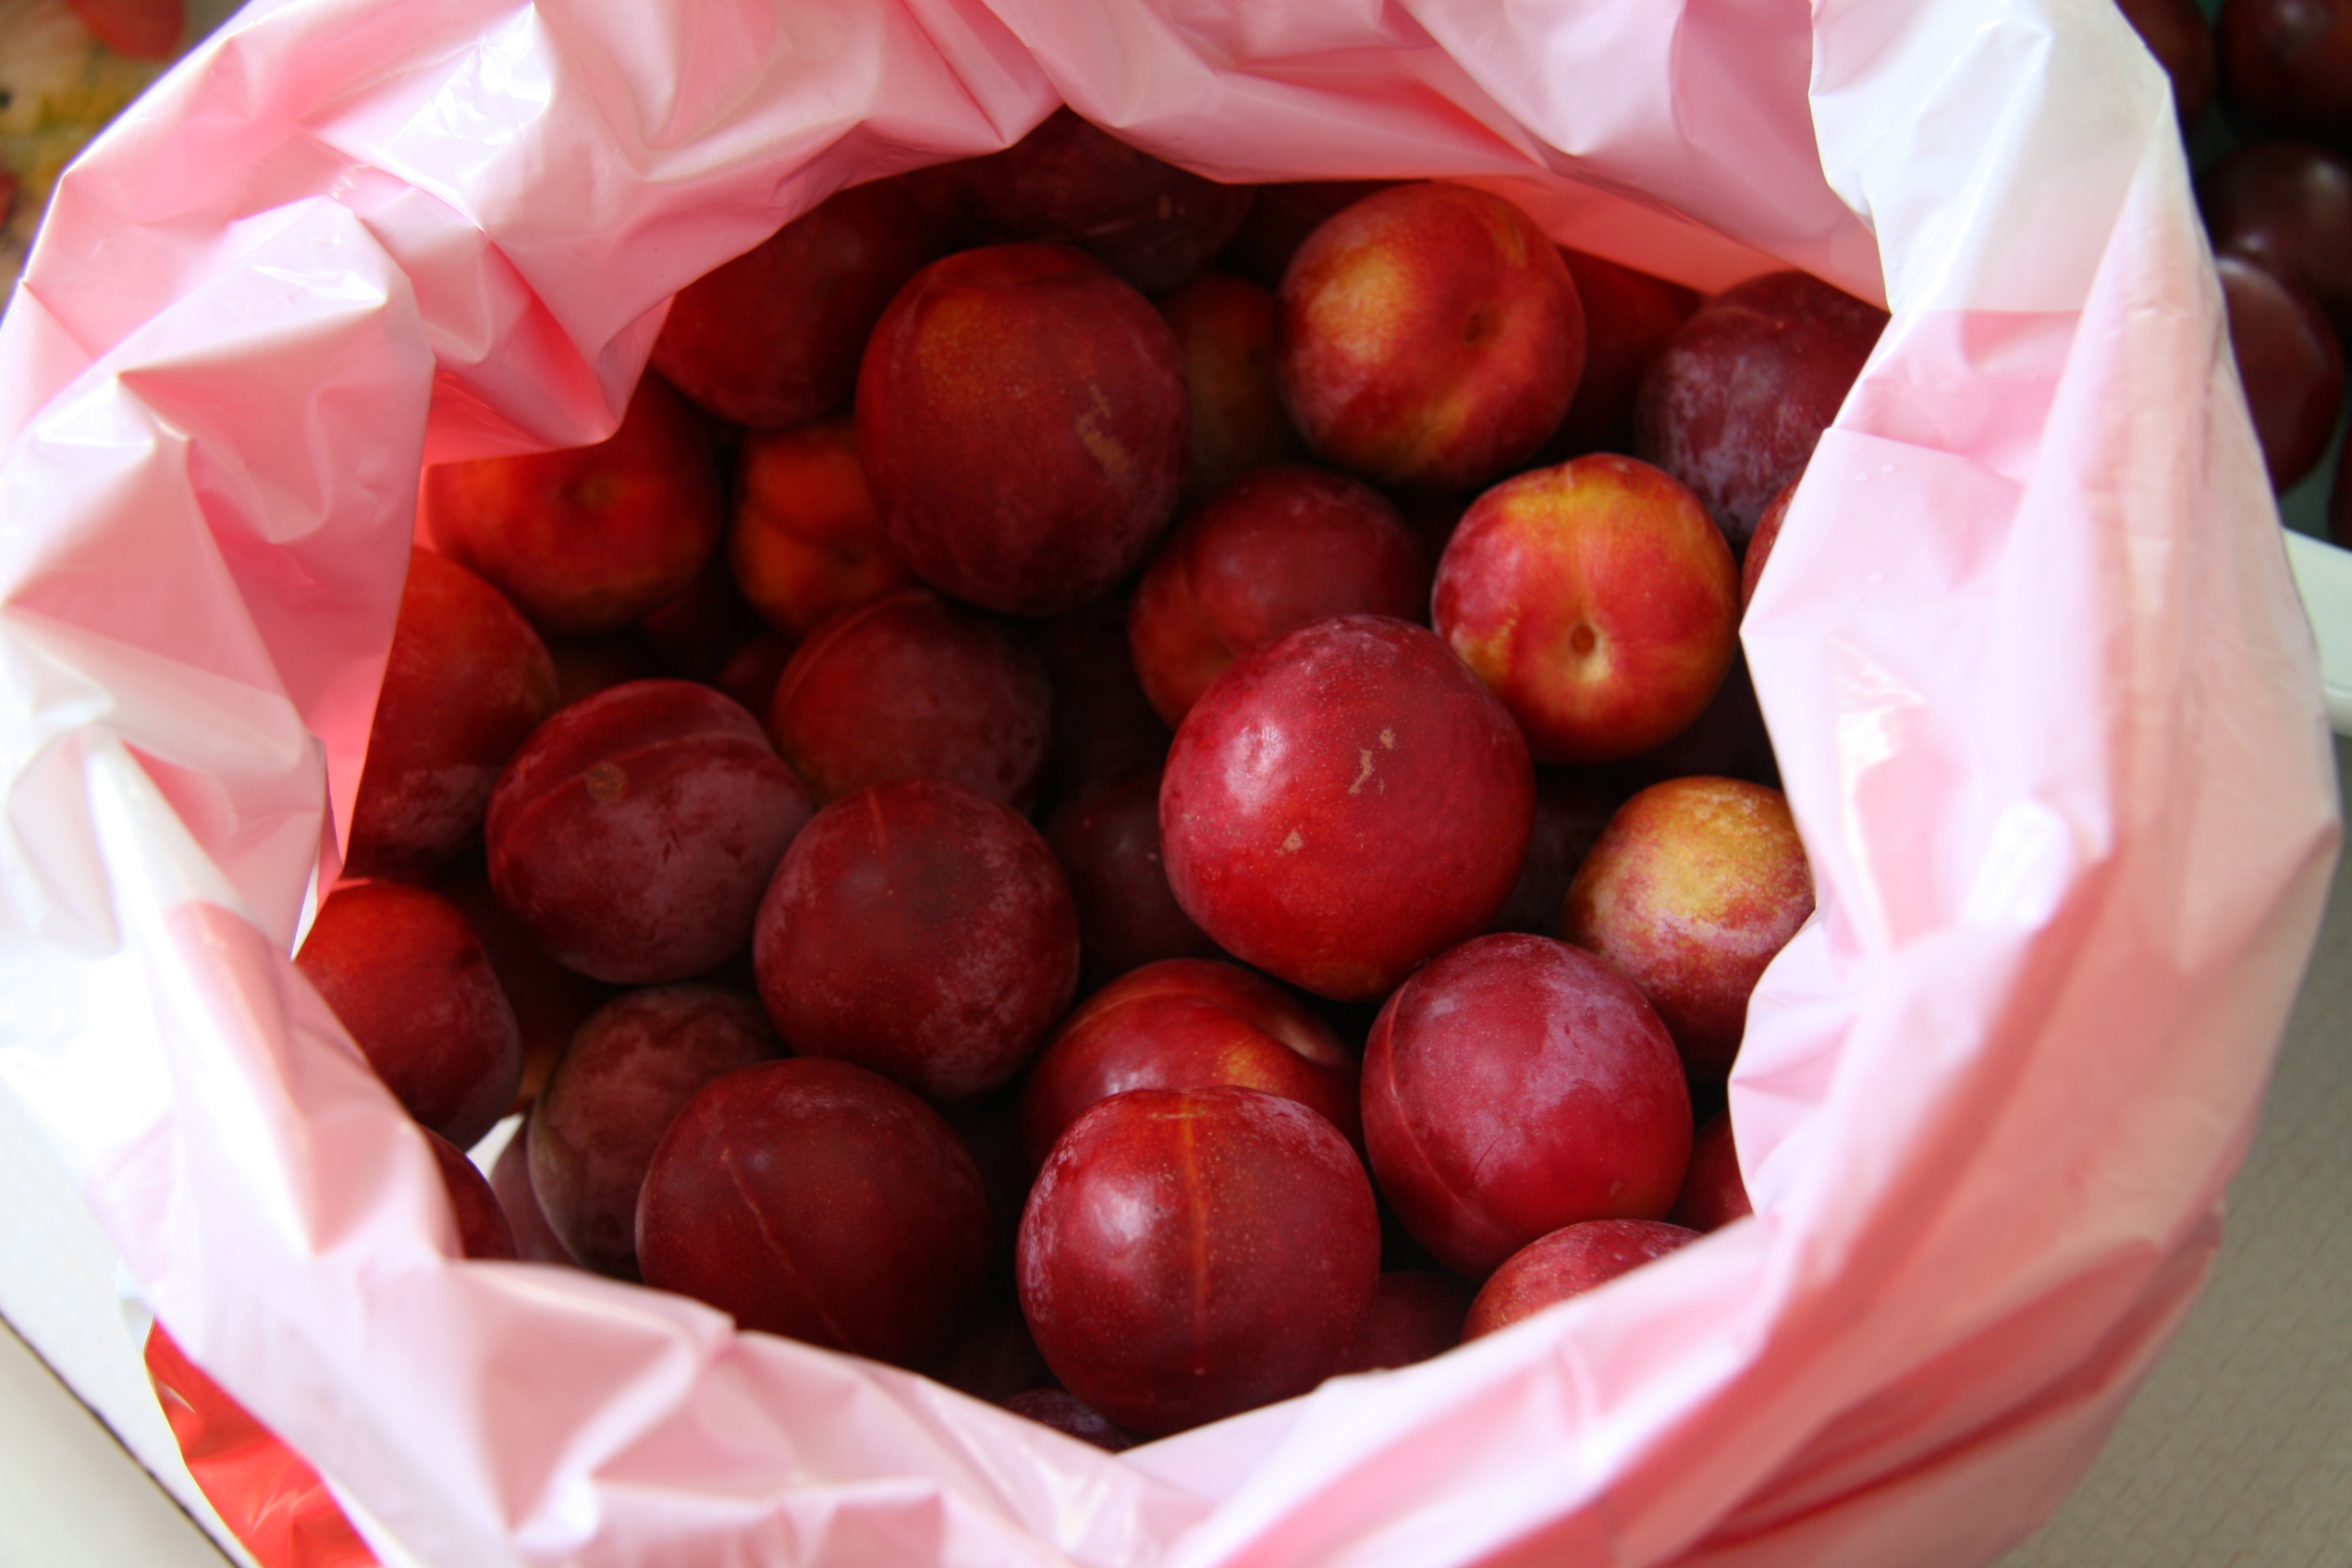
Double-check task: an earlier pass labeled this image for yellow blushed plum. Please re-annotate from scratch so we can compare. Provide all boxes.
[1434,455,1738,766]
[1277,183,1584,491]
[1562,777,1814,1077]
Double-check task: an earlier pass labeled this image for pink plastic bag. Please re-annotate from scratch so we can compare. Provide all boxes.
[0,1,2337,1564]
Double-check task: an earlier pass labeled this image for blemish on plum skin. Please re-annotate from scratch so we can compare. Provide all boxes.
[1279,829,1305,854]
[1348,749,1376,794]
[1073,383,1134,482]
[585,762,628,802]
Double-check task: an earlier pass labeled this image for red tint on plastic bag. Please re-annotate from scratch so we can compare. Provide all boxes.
[144,1324,378,1568]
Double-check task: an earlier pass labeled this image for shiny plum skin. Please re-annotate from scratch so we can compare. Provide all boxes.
[1562,778,1814,1076]
[1463,1219,1700,1339]
[1017,1085,1380,1437]
[2201,141,2352,339]
[1362,934,1692,1279]
[2218,0,2352,144]
[1332,1270,1474,1373]
[1670,1111,1753,1232]
[528,986,780,1278]
[2219,254,2346,490]
[636,1058,991,1370]
[1278,183,1586,492]
[764,587,1050,811]
[753,778,1079,1103]
[651,178,934,430]
[857,244,1189,616]
[348,549,557,879]
[295,881,522,1150]
[427,374,723,636]
[1160,615,1535,1002]
[1130,463,1432,727]
[1019,957,1359,1167]
[423,1128,517,1262]
[951,108,1255,296]
[1045,769,1221,986]
[486,680,815,984]
[1635,271,1887,547]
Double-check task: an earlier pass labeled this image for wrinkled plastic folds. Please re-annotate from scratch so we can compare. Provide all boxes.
[0,0,2338,1564]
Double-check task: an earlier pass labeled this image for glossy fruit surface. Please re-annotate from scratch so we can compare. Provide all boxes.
[1463,1219,1699,1339]
[1435,455,1738,766]
[423,1128,516,1262]
[1279,183,1585,491]
[637,1058,991,1369]
[1130,463,1430,726]
[753,778,1078,1102]
[1045,769,1220,986]
[953,108,1254,295]
[2219,0,2352,143]
[651,178,933,429]
[1019,957,1358,1166]
[2201,141,2352,338]
[428,374,723,636]
[1562,777,1814,1075]
[1160,615,1534,1002]
[348,548,557,878]
[1670,1111,1754,1231]
[764,586,1049,811]
[1017,1085,1380,1437]
[1362,934,1691,1277]
[528,986,778,1278]
[858,243,1188,615]
[295,881,522,1150]
[1333,1270,1473,1372]
[486,680,814,984]
[1635,271,1886,547]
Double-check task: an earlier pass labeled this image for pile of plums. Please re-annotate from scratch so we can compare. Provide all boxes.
[2117,0,2352,533]
[294,110,1858,1448]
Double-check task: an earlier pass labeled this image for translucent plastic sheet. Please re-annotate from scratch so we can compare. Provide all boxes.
[0,1,2338,1565]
